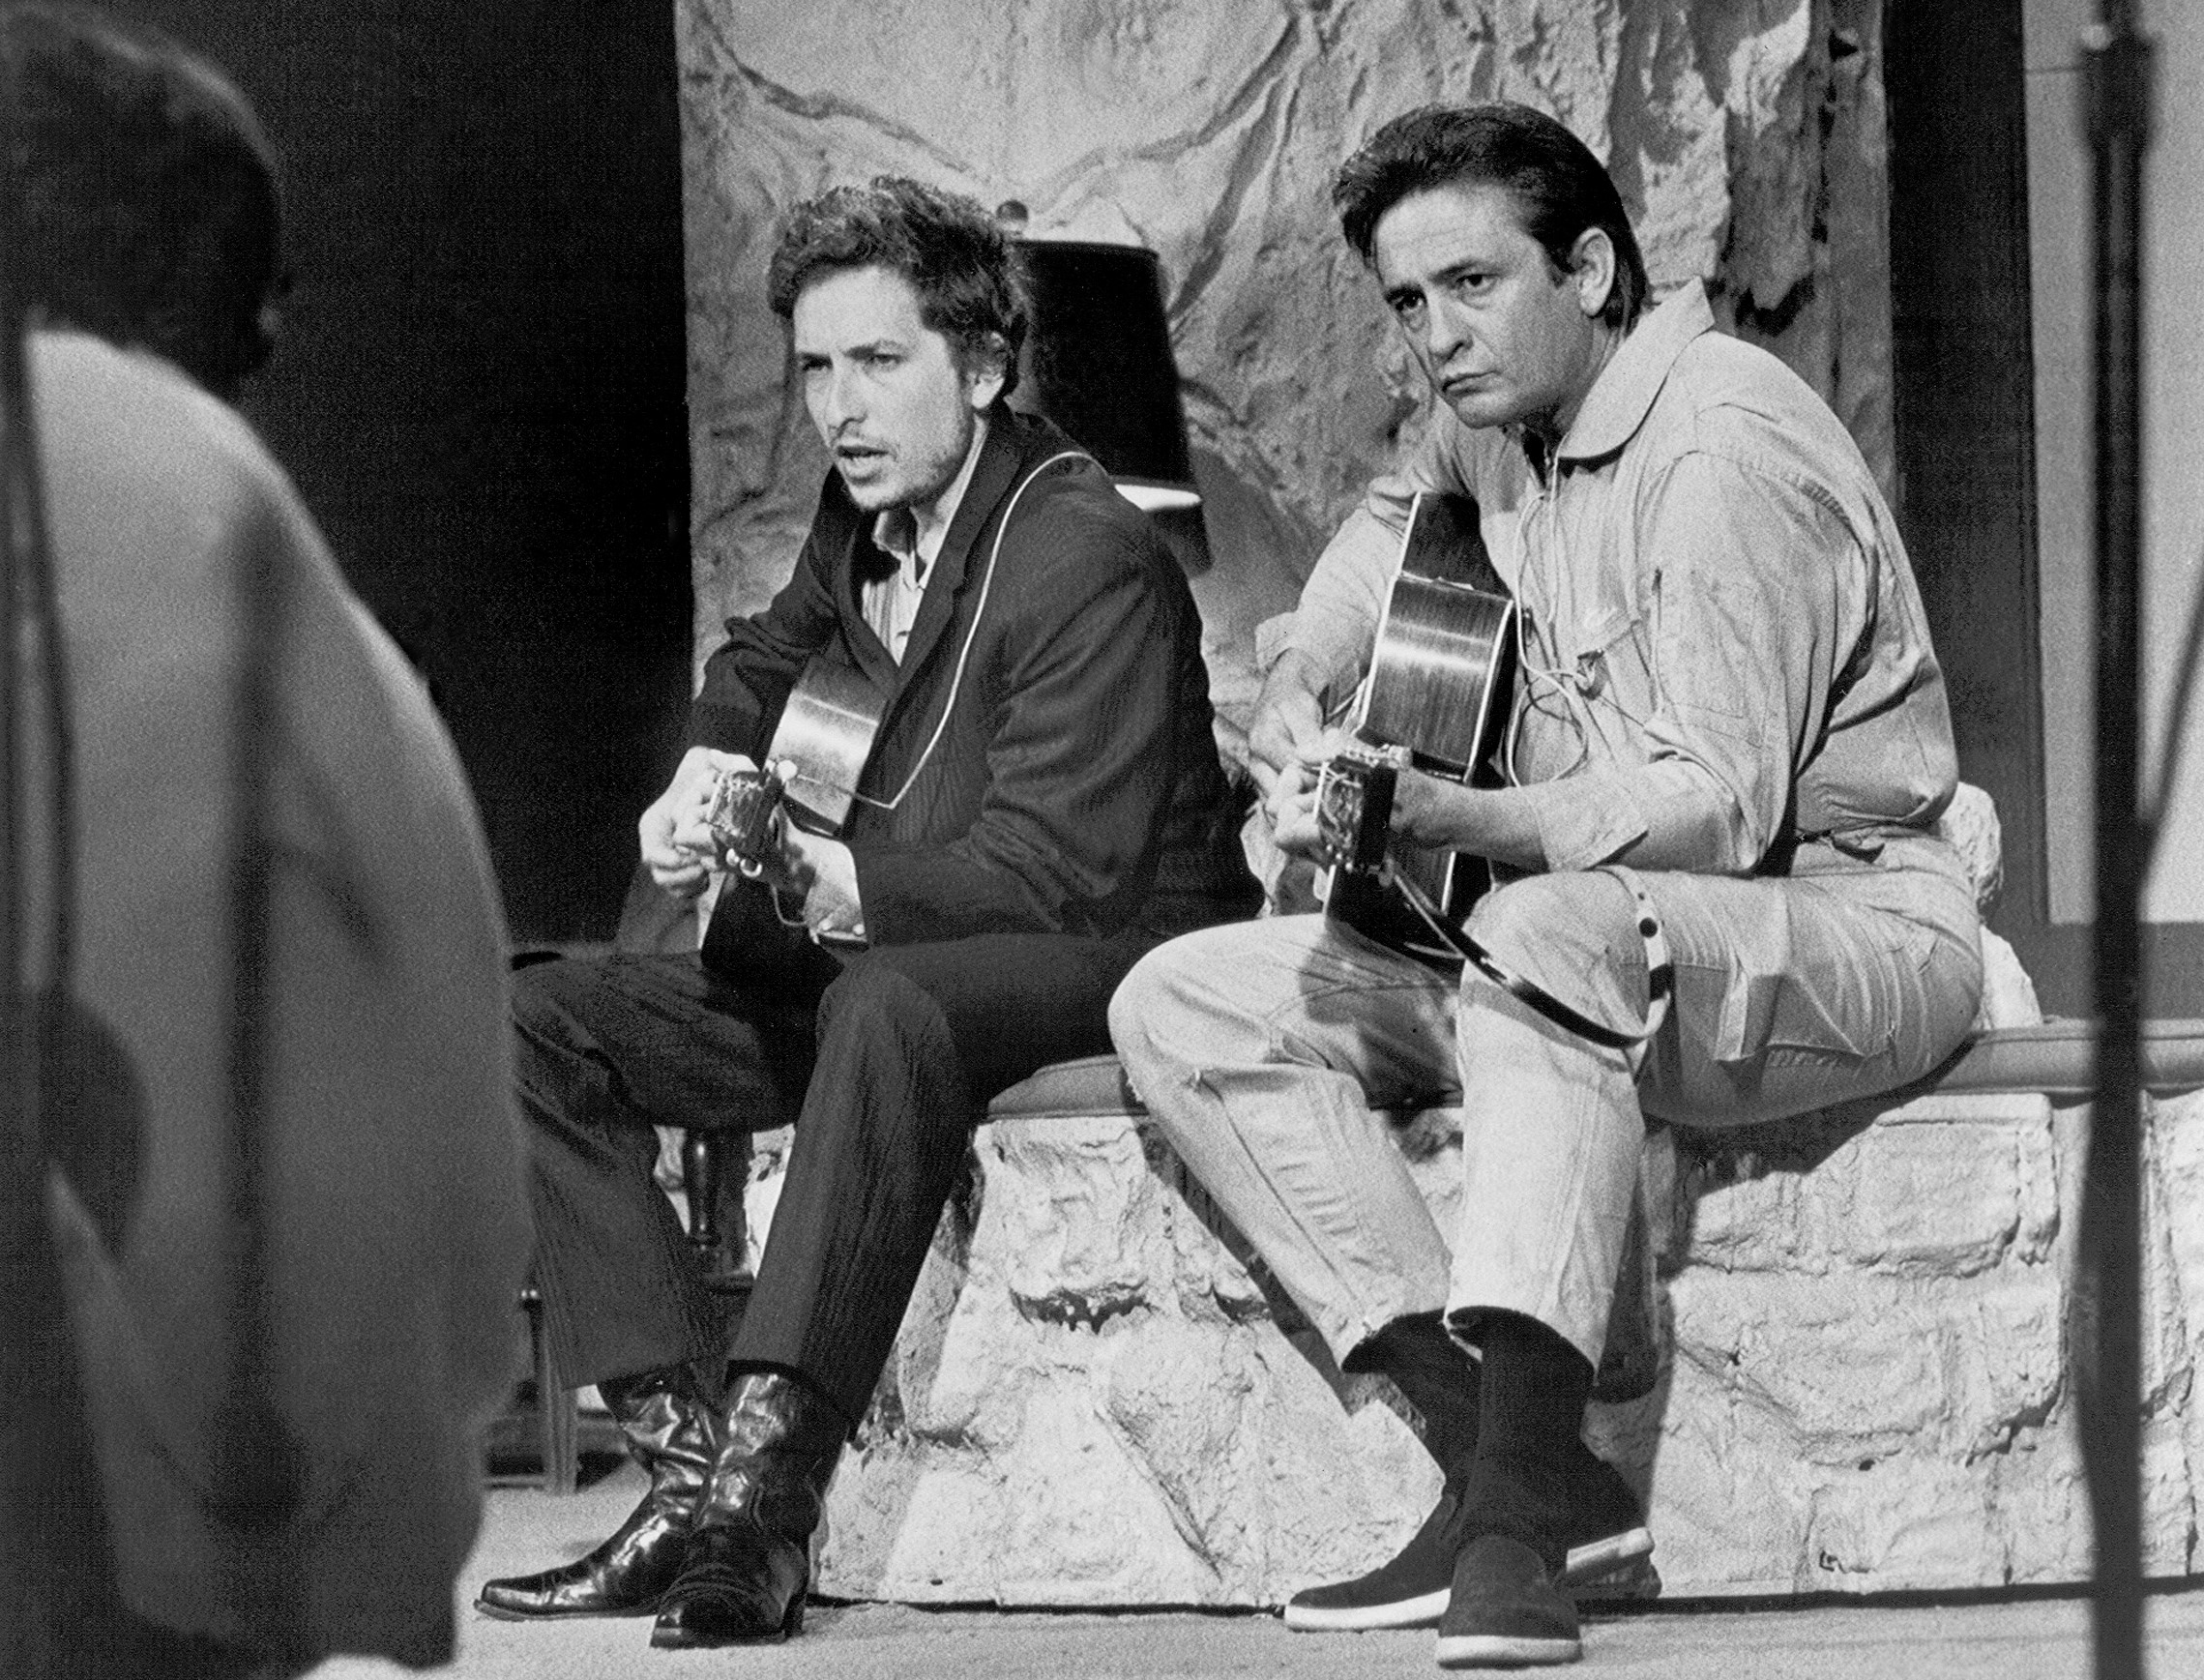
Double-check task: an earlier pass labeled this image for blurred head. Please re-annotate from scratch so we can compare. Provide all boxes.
[1334,103,1650,442]
[770,178,1026,514]
[3,4,285,399]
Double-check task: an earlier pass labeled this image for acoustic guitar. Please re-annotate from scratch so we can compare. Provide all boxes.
[1315,489,1516,967]
[696,656,884,980]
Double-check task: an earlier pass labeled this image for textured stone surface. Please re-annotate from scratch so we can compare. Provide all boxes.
[735,1074,2204,1605]
[714,970,2204,1606]
[678,0,1894,745]
[785,1116,1442,1606]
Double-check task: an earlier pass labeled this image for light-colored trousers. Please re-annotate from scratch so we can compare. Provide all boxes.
[1108,842,1984,1370]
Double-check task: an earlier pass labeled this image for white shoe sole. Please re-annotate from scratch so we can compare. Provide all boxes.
[1434,1630,1582,1667]
[1280,1526,1653,1633]
[1562,1524,1652,1584]
[1284,1587,1454,1634]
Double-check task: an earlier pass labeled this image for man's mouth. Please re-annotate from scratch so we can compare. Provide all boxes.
[836,441,889,468]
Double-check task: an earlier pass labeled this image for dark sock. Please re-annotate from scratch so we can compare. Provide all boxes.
[1453,1309,1593,1575]
[1344,1312,1483,1476]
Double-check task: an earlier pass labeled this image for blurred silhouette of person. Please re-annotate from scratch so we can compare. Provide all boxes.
[0,7,530,1675]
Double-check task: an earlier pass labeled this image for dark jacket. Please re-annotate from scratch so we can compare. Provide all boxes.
[689,406,1252,946]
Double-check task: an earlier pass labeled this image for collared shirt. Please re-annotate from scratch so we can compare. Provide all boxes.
[863,418,988,663]
[1286,282,1958,875]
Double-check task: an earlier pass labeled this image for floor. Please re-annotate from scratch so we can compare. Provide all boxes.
[304,1467,2204,1680]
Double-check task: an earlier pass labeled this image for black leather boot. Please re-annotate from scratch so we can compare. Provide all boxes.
[648,1368,850,1649]
[475,1366,715,1620]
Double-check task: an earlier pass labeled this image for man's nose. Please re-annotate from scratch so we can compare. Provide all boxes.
[822,362,864,428]
[1424,297,1470,364]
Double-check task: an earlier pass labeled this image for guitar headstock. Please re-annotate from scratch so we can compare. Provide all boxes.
[703,765,790,876]
[1314,740,1410,875]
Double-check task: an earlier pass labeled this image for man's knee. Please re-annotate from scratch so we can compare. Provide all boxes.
[510,956,593,1049]
[1462,871,1646,1031]
[1467,872,1639,959]
[1109,923,1273,1074]
[1108,938,1193,1063]
[816,957,958,1060]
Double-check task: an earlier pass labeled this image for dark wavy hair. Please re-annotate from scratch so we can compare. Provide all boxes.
[3,4,283,398]
[1334,103,1649,333]
[766,176,1028,399]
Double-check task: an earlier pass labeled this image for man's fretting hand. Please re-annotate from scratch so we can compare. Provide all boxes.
[639,745,759,899]
[1246,650,1333,801]
[1266,760,1331,863]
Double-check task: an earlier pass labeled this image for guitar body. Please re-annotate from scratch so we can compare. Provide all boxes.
[765,658,881,833]
[1322,490,1516,966]
[698,655,885,982]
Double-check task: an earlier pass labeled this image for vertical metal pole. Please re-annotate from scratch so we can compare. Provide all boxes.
[2080,5,2153,1678]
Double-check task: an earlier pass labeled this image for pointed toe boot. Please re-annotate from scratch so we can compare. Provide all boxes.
[649,1369,849,1650]
[476,1367,714,1621]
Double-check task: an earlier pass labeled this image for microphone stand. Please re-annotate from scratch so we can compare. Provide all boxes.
[2079,4,2154,1676]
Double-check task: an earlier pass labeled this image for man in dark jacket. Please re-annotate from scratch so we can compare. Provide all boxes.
[479,176,1250,1651]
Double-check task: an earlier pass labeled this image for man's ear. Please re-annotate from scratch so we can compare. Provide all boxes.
[1569,227,1617,321]
[963,332,1011,411]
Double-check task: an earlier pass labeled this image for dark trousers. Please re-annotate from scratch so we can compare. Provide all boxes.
[514,930,1148,1424]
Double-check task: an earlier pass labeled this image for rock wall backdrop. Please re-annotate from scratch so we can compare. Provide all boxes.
[676,0,1893,744]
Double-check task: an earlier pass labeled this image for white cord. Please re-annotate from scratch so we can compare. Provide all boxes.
[849,449,1093,814]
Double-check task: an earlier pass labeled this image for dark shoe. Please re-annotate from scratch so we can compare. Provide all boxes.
[1434,1534,1581,1668]
[1288,1311,1483,1634]
[648,1369,849,1649]
[1344,1312,1483,1468]
[1561,1451,1652,1585]
[476,1367,715,1621]
[1282,1449,1650,1633]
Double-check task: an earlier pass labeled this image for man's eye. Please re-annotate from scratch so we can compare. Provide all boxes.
[865,351,901,370]
[1391,296,1425,322]
[1450,273,1491,297]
